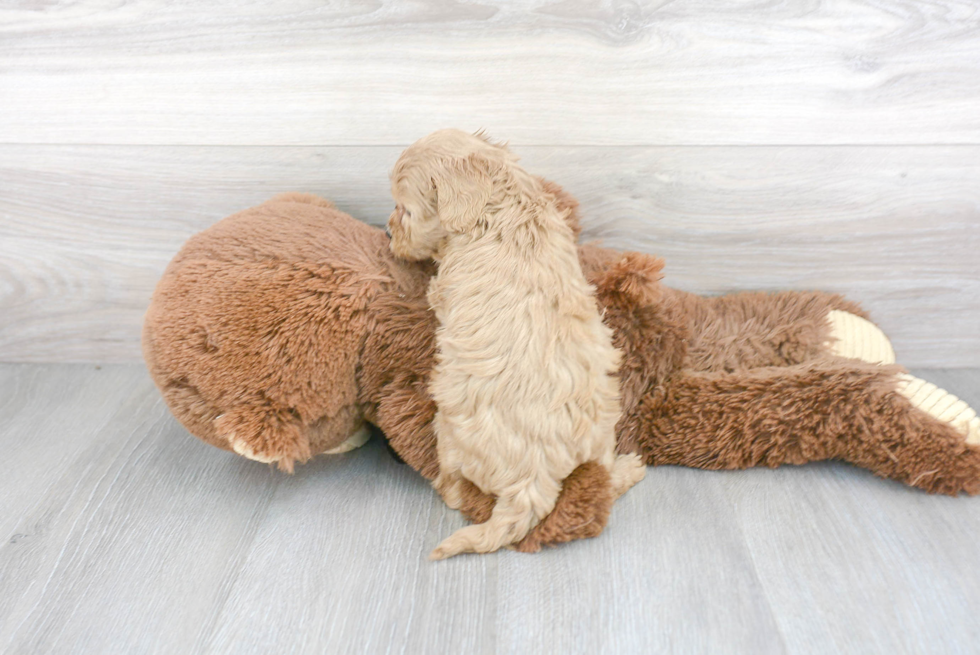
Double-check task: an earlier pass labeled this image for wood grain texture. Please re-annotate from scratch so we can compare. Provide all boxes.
[2,144,977,365]
[2,1,979,145]
[2,364,980,653]
[494,472,786,654]
[0,365,283,654]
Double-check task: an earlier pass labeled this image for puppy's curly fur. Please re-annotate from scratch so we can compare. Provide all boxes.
[388,129,645,559]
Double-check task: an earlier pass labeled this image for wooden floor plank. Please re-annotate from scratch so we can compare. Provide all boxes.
[0,365,281,654]
[716,367,980,655]
[202,440,497,655]
[2,145,977,365]
[0,365,146,549]
[495,470,787,654]
[721,462,980,655]
[2,365,979,653]
[2,1,979,145]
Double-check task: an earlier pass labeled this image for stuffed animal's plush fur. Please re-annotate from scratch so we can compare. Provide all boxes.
[143,188,980,552]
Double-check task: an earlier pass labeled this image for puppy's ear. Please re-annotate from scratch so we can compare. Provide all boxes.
[433,154,492,233]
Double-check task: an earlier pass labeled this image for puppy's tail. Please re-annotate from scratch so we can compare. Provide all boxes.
[430,477,558,560]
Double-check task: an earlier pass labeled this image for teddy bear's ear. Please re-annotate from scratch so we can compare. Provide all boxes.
[595,252,665,307]
[538,177,583,240]
[432,154,493,233]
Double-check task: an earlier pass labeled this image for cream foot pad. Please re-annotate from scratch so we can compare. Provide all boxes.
[827,310,896,365]
[896,374,980,445]
[323,424,372,454]
[230,436,278,463]
[230,424,371,462]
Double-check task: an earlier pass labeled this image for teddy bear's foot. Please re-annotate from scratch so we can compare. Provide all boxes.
[230,438,279,464]
[216,407,312,473]
[826,310,896,365]
[896,374,980,445]
[226,433,311,472]
[322,424,371,454]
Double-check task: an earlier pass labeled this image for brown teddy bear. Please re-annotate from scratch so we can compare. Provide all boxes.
[143,187,980,552]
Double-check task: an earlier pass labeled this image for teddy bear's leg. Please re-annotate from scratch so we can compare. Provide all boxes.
[894,374,980,445]
[679,290,872,371]
[629,360,980,495]
[825,310,896,364]
[825,310,978,441]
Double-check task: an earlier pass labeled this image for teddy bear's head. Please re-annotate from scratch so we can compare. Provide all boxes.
[143,193,398,471]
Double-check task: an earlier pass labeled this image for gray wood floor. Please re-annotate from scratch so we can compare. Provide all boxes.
[2,364,980,654]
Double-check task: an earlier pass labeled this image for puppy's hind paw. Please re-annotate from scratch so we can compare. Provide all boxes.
[609,453,646,498]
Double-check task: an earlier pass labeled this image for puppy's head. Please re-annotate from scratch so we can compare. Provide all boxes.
[387,129,512,260]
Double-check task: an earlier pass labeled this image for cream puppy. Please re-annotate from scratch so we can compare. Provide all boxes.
[388,129,645,559]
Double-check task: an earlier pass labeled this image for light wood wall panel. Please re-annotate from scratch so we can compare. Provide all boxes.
[2,145,977,365]
[2,1,979,145]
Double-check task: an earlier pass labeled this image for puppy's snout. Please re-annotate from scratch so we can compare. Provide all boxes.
[385,226,392,240]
